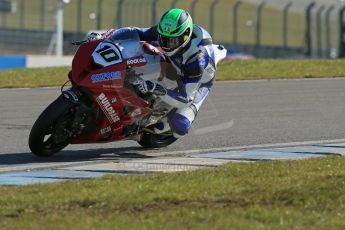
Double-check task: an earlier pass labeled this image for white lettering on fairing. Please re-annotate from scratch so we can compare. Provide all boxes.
[96,93,120,123]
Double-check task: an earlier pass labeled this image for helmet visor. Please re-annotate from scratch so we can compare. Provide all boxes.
[158,34,185,52]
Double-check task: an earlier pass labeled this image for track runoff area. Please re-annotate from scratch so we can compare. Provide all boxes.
[1,78,345,185]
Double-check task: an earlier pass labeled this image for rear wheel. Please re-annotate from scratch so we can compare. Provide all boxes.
[29,95,76,157]
[138,131,177,149]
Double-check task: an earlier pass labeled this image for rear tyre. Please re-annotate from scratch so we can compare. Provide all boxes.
[138,132,177,149]
[29,95,75,157]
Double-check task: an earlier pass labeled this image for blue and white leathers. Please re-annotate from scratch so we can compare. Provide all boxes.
[159,26,218,137]
[109,25,226,138]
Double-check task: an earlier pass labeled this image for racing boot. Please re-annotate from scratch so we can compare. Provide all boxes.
[153,117,171,134]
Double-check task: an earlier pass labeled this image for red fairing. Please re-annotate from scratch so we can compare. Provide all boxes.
[69,40,152,144]
[71,41,99,84]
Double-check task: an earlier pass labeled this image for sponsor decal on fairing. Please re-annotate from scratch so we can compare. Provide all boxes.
[96,93,120,124]
[100,126,112,135]
[91,71,121,83]
[111,98,117,104]
[130,108,142,118]
[126,56,147,66]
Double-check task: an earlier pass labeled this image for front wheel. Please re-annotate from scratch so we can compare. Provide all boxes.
[29,95,75,157]
[138,132,177,149]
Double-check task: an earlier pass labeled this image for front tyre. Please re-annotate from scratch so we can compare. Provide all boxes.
[29,95,75,157]
[138,132,177,149]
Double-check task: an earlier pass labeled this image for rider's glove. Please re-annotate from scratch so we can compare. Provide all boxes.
[87,32,103,42]
[133,80,166,96]
[87,29,115,42]
[133,79,155,94]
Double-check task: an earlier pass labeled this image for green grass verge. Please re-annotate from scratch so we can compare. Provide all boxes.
[1,59,345,88]
[1,157,345,229]
[0,67,70,88]
[216,59,345,81]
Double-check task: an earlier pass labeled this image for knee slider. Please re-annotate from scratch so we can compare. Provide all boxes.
[169,113,191,136]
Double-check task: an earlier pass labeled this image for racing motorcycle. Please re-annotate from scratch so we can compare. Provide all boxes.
[28,37,227,157]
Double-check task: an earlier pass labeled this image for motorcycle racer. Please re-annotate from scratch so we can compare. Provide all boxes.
[89,8,217,139]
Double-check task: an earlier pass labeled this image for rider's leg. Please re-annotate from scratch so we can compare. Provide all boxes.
[168,87,210,138]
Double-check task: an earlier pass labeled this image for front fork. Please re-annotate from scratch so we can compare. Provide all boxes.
[61,86,92,138]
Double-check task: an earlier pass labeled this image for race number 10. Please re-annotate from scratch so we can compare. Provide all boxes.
[92,42,122,67]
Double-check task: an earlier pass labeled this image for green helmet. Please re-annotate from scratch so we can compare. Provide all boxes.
[157,8,193,56]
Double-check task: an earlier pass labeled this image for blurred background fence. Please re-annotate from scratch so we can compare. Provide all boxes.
[0,0,344,58]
